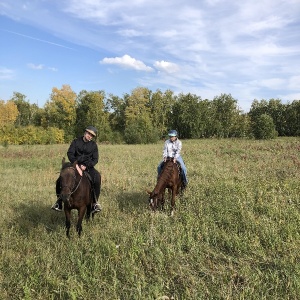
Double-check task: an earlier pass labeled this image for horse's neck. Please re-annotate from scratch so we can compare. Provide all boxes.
[155,163,175,192]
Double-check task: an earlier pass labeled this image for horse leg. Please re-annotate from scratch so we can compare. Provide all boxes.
[160,190,166,211]
[170,187,176,216]
[86,203,91,221]
[86,193,92,221]
[76,207,86,237]
[65,210,71,238]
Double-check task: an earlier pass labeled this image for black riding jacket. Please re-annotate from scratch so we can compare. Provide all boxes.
[67,136,99,169]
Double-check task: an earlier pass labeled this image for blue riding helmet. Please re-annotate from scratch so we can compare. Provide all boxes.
[168,130,178,137]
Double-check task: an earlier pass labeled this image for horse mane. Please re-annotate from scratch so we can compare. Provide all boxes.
[159,161,174,181]
[154,160,176,193]
[61,161,73,170]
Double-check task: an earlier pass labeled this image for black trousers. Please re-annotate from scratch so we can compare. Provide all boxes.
[56,167,101,201]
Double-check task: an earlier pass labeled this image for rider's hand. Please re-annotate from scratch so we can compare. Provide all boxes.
[80,165,86,171]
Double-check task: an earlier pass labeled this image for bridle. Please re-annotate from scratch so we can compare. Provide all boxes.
[60,167,83,202]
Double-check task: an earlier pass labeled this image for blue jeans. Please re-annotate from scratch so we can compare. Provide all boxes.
[157,156,188,185]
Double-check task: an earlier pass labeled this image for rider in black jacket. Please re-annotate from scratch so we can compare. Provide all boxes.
[51,126,102,214]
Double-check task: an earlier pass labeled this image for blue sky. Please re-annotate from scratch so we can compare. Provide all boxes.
[1,0,300,112]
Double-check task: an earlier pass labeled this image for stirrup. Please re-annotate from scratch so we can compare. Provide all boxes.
[91,203,102,214]
[51,202,62,211]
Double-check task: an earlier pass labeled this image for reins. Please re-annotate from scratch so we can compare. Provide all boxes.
[60,167,83,198]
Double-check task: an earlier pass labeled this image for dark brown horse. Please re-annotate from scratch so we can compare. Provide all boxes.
[147,157,183,215]
[59,158,93,238]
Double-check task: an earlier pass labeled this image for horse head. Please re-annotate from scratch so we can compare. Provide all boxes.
[147,190,162,211]
[59,162,77,203]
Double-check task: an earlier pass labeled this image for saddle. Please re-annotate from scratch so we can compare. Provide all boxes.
[75,164,93,183]
[78,168,97,202]
[84,170,93,183]
[161,158,182,178]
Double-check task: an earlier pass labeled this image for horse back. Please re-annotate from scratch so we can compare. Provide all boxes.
[63,169,92,210]
[156,160,181,192]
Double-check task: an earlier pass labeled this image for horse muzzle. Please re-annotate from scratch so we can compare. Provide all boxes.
[149,198,156,210]
[60,194,71,203]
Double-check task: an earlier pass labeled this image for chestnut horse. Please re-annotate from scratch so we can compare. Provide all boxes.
[147,157,183,215]
[59,158,94,238]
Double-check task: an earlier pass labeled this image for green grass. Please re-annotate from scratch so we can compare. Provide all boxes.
[0,138,300,299]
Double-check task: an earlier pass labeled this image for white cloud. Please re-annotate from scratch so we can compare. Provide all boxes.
[0,67,14,79]
[48,67,58,72]
[27,63,44,70]
[288,76,300,90]
[117,29,143,37]
[154,61,179,73]
[258,78,286,90]
[101,54,154,72]
[280,92,300,101]
[27,64,57,72]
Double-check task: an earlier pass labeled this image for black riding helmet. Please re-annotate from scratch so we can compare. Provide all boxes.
[85,126,97,137]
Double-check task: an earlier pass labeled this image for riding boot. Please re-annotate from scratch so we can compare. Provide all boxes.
[51,197,63,211]
[91,185,102,213]
[51,177,63,211]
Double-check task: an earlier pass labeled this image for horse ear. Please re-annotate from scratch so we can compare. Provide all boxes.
[62,157,65,165]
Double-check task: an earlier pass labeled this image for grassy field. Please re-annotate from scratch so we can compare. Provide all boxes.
[0,138,299,300]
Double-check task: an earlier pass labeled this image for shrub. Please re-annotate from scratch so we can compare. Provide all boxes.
[124,120,160,144]
[0,125,65,145]
[252,113,277,139]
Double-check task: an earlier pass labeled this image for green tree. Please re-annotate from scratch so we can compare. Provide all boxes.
[124,118,159,144]
[105,94,128,134]
[230,113,252,138]
[266,99,287,136]
[285,100,300,136]
[197,99,215,138]
[149,89,175,138]
[125,87,151,124]
[252,113,277,139]
[124,87,159,143]
[171,93,202,139]
[76,90,112,142]
[11,92,30,126]
[11,92,41,127]
[31,106,46,127]
[210,94,241,138]
[249,99,289,137]
[44,85,77,141]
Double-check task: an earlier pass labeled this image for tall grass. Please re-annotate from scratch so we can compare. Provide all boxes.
[0,138,299,299]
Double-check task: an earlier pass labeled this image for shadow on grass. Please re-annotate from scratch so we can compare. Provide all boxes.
[114,189,188,215]
[115,190,149,214]
[12,201,95,237]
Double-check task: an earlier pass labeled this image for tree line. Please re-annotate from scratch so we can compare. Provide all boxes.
[1,84,299,145]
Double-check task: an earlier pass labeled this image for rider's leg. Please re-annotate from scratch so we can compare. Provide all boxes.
[90,169,101,213]
[51,177,63,211]
[176,156,188,187]
[157,161,164,179]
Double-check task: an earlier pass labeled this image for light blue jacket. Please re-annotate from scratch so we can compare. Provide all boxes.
[163,139,182,159]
